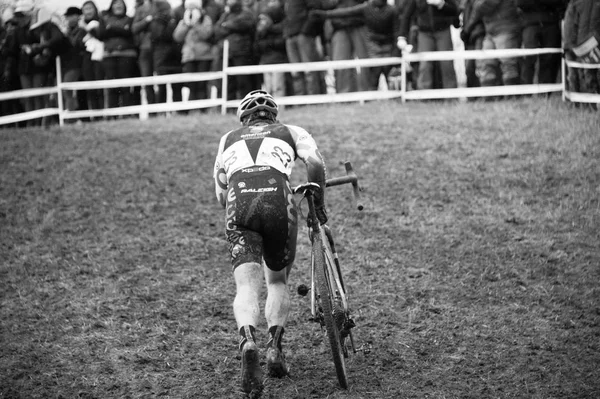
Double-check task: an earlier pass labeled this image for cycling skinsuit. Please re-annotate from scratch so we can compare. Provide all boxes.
[213,122,322,271]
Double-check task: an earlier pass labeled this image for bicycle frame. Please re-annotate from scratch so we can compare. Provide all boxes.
[294,161,363,388]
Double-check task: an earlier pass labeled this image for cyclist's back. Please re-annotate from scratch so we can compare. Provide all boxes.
[216,121,321,182]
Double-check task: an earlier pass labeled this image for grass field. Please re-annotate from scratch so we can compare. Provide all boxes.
[1,97,599,399]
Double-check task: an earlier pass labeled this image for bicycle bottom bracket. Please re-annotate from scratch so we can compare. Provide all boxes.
[297,284,309,296]
[341,318,356,338]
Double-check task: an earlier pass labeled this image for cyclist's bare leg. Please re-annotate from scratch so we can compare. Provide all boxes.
[233,261,263,393]
[264,264,292,377]
[233,261,262,329]
[264,264,291,327]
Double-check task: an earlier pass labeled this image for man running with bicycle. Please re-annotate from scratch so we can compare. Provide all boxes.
[213,90,328,395]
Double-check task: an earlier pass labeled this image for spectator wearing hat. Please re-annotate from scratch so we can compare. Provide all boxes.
[1,6,25,122]
[29,7,68,71]
[173,0,215,101]
[62,6,87,112]
[98,0,138,108]
[2,0,47,124]
[30,7,71,123]
[80,0,105,112]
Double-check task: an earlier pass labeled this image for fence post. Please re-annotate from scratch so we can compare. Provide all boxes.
[55,56,65,126]
[140,85,149,121]
[561,56,566,103]
[221,40,229,115]
[400,55,407,103]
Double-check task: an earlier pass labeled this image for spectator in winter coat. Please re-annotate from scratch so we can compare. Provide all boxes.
[460,0,484,88]
[214,0,257,99]
[98,0,138,108]
[283,0,328,96]
[516,0,564,85]
[464,0,522,87]
[29,7,69,71]
[313,0,401,90]
[173,0,215,100]
[149,0,184,104]
[563,0,600,94]
[325,0,371,93]
[132,0,156,104]
[63,7,87,112]
[194,0,225,98]
[80,0,105,111]
[398,0,459,90]
[2,0,53,124]
[255,0,288,98]
[0,7,24,121]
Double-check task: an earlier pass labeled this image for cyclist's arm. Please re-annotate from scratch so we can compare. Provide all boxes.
[287,125,327,204]
[213,136,228,208]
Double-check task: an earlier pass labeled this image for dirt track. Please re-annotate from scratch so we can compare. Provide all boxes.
[1,99,599,398]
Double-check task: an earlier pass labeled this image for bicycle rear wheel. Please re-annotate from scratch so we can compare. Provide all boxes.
[313,229,349,389]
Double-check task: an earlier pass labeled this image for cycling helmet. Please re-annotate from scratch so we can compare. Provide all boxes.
[236,90,278,123]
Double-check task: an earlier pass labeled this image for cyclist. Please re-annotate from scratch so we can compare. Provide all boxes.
[213,90,328,394]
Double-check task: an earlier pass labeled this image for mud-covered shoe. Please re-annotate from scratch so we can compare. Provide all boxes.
[241,341,263,395]
[266,346,289,378]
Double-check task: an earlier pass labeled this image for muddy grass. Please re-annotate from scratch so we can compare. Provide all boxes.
[1,98,599,399]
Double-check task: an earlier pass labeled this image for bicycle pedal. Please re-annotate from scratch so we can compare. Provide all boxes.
[355,343,372,355]
[344,319,356,330]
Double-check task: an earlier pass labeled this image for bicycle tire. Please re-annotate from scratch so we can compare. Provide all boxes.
[313,229,349,389]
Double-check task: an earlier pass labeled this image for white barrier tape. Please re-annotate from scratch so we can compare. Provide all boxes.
[0,108,60,125]
[564,60,600,69]
[225,49,564,76]
[404,83,562,100]
[59,71,224,91]
[222,90,404,109]
[0,86,59,102]
[226,57,404,75]
[404,48,562,62]
[563,90,600,104]
[61,98,223,120]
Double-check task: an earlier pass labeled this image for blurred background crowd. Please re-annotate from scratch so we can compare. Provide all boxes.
[0,0,598,126]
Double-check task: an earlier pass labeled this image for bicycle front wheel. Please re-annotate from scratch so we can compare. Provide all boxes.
[313,228,348,389]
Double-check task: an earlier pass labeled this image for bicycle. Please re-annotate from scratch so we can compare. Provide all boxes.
[293,161,364,389]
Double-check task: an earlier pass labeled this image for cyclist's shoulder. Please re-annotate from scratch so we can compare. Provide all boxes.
[222,126,252,146]
[279,123,313,140]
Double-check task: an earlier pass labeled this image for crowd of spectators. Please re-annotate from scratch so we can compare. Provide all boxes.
[0,0,598,126]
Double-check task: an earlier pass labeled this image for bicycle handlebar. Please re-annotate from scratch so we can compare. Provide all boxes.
[325,162,364,211]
